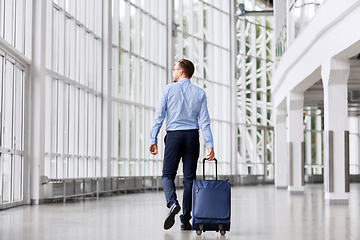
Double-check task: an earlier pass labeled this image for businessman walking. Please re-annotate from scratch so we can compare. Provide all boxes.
[149,59,215,231]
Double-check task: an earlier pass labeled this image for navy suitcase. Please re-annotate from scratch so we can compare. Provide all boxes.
[192,158,231,236]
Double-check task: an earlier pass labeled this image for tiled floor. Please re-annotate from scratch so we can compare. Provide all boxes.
[1,184,360,240]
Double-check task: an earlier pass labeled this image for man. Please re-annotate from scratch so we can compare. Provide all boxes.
[149,59,215,231]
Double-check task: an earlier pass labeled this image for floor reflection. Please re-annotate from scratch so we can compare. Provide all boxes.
[1,184,360,240]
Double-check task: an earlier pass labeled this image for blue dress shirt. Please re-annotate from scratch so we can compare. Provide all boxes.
[150,78,214,149]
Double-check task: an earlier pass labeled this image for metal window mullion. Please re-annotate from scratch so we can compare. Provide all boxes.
[260,17,267,127]
[189,0,194,36]
[68,85,75,177]
[305,109,312,174]
[50,79,56,178]
[65,85,70,169]
[239,17,247,174]
[229,0,237,175]
[199,0,204,47]
[11,0,16,46]
[0,1,4,39]
[56,80,61,178]
[113,101,119,176]
[58,80,65,178]
[124,1,130,52]
[85,92,89,176]
[75,88,80,177]
[124,104,130,176]
[135,5,141,59]
[316,109,322,174]
[144,108,150,175]
[135,93,140,173]
[89,95,95,176]
[58,9,65,76]
[250,14,257,174]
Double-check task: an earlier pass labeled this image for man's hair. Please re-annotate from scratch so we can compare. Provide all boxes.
[178,59,195,78]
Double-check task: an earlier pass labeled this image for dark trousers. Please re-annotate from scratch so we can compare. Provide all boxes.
[162,130,200,224]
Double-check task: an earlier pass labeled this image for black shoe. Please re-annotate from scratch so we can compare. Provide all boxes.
[181,222,192,230]
[164,203,181,230]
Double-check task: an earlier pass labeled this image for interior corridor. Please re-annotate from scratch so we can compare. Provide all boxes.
[1,184,360,240]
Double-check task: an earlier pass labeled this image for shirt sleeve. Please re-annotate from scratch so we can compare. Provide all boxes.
[149,88,167,145]
[198,93,214,149]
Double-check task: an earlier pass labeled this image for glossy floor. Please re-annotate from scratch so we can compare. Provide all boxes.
[1,184,360,240]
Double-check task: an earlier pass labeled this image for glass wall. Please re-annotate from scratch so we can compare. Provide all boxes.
[44,0,103,178]
[0,51,26,207]
[0,1,278,207]
[236,0,274,178]
[349,115,360,175]
[303,107,323,175]
[174,0,232,175]
[303,108,360,177]
[0,0,30,208]
[0,0,33,58]
[111,0,167,176]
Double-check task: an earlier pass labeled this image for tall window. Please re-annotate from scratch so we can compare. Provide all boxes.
[0,52,26,206]
[111,0,167,176]
[0,0,32,58]
[44,1,103,178]
[0,0,31,207]
[236,0,274,178]
[174,0,232,175]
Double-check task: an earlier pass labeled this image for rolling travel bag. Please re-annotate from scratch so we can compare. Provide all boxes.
[192,158,231,235]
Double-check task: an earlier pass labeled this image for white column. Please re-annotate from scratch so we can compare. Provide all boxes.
[102,0,112,177]
[275,107,287,188]
[315,109,322,175]
[287,92,305,193]
[230,0,237,175]
[30,0,47,204]
[321,58,350,204]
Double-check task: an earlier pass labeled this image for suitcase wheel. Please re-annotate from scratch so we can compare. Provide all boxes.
[196,230,202,235]
[220,230,226,235]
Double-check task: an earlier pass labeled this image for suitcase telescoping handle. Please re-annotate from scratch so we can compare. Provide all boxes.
[202,158,218,180]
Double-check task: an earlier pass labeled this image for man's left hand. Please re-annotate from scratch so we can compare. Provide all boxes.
[206,148,215,161]
[149,144,158,155]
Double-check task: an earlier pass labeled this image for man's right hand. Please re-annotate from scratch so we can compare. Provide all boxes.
[206,148,215,161]
[149,144,158,155]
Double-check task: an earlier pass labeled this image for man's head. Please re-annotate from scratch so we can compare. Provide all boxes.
[172,59,195,82]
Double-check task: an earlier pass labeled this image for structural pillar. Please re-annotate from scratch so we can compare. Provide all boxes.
[230,0,238,175]
[286,92,305,193]
[275,107,288,188]
[321,58,350,204]
[30,0,47,205]
[102,0,112,177]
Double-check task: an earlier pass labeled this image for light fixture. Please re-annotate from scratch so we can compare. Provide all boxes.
[235,3,273,17]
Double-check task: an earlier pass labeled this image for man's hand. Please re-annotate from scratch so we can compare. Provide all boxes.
[206,148,215,161]
[149,144,158,155]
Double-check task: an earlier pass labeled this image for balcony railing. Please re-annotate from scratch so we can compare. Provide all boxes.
[275,0,325,66]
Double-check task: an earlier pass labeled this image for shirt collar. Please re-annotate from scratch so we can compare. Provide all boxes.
[178,78,190,83]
